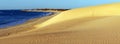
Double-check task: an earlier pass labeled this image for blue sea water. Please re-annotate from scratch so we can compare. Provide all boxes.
[0,10,53,28]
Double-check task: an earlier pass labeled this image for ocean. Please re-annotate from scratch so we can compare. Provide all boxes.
[0,10,53,28]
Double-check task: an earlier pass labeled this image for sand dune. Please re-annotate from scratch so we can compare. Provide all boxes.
[0,3,120,44]
[0,16,120,44]
[33,3,120,29]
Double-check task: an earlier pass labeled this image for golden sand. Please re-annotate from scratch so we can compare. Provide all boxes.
[0,3,120,44]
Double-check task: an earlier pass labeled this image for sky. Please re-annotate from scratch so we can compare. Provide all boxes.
[0,0,120,9]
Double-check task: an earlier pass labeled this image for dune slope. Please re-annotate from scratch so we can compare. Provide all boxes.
[24,3,120,33]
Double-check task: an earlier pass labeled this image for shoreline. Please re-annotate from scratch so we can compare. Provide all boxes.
[0,11,63,37]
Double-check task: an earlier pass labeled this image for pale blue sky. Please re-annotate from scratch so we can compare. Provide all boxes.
[0,0,120,9]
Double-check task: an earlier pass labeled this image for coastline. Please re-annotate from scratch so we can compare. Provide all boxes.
[0,10,63,37]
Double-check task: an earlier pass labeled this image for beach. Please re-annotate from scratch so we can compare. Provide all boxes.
[0,3,120,44]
